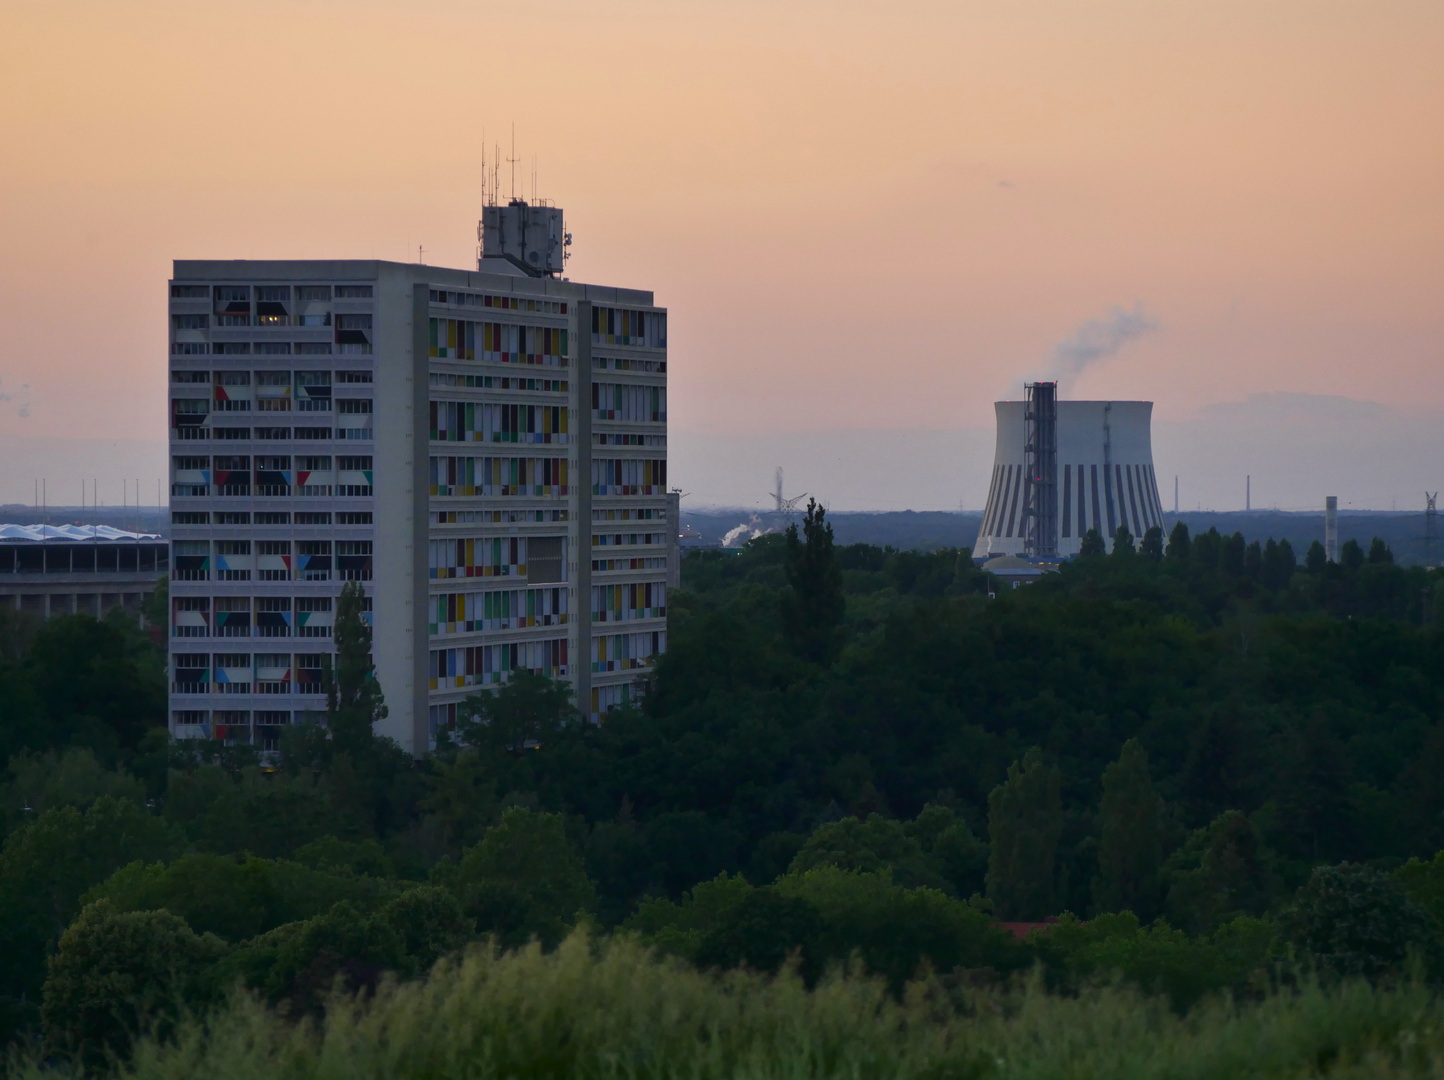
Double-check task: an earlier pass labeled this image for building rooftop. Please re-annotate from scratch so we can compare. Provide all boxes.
[981,555,1045,573]
[0,524,164,543]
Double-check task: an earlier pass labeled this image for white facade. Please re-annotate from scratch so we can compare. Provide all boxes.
[975,400,1164,558]
[167,256,673,755]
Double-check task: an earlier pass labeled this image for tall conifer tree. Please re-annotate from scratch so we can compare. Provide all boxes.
[1092,739,1162,919]
[325,580,387,756]
[781,499,844,664]
[986,748,1062,920]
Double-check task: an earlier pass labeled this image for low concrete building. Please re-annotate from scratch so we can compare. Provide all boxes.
[980,554,1054,590]
[0,524,168,619]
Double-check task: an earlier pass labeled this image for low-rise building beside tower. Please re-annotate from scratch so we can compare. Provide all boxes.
[167,201,673,755]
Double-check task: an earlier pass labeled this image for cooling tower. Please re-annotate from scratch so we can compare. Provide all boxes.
[976,398,1164,558]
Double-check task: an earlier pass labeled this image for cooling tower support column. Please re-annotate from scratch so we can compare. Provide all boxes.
[1023,381,1058,558]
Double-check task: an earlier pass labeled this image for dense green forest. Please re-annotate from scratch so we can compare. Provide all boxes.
[3,507,1444,1073]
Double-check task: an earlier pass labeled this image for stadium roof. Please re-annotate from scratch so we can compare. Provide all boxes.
[0,524,163,543]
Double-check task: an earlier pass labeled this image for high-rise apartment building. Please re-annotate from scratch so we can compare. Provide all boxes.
[167,202,675,756]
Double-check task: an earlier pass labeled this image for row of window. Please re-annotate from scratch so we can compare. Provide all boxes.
[427,536,565,581]
[430,401,568,444]
[592,683,634,716]
[592,532,668,546]
[429,509,568,525]
[0,544,167,574]
[174,371,370,387]
[428,455,569,497]
[182,292,371,336]
[174,423,344,442]
[174,454,372,470]
[173,709,308,725]
[592,383,665,423]
[173,338,370,354]
[429,638,569,689]
[176,399,362,418]
[592,556,669,572]
[429,587,568,634]
[595,433,666,447]
[592,582,666,622]
[428,319,567,366]
[428,289,563,314]
[172,484,372,498]
[428,373,568,393]
[173,427,370,443]
[592,630,665,673]
[173,651,332,695]
[172,540,371,582]
[593,507,665,522]
[171,283,372,301]
[593,356,666,374]
[171,595,363,638]
[172,456,372,498]
[171,511,372,526]
[174,314,337,331]
[591,458,667,495]
[172,342,342,355]
[590,307,666,349]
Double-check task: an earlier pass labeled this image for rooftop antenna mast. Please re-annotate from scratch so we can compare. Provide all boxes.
[508,123,519,201]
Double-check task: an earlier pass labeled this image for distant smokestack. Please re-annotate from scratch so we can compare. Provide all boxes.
[1246,475,1251,512]
[1325,496,1339,562]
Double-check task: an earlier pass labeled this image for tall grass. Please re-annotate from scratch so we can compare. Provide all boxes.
[24,931,1444,1079]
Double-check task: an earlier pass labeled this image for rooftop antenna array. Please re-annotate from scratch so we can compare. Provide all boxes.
[508,123,519,202]
[477,127,569,278]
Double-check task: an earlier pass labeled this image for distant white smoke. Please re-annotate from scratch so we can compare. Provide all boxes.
[1050,304,1158,387]
[720,522,763,548]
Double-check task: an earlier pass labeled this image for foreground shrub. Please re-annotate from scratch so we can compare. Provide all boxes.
[29,931,1444,1080]
[1283,863,1441,982]
[41,900,225,1069]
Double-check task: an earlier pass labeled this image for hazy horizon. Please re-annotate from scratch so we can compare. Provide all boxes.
[1,386,1437,513]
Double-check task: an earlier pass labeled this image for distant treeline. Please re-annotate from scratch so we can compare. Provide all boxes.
[683,507,1442,564]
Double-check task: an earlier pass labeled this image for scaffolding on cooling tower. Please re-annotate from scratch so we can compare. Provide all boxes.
[1023,382,1058,558]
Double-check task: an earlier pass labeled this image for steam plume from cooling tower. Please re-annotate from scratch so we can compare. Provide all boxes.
[1049,304,1158,389]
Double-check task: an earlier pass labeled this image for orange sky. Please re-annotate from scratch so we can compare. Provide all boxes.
[1,0,1441,506]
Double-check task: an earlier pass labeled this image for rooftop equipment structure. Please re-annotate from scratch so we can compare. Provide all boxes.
[977,395,1163,559]
[478,199,570,278]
